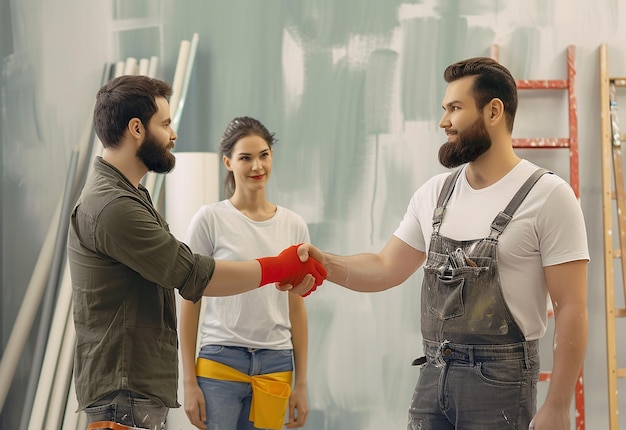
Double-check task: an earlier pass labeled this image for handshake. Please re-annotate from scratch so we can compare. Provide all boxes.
[256,244,326,297]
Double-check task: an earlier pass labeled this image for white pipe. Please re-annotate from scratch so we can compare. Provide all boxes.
[0,200,60,411]
[152,34,199,207]
[44,298,76,430]
[138,58,150,76]
[19,149,79,430]
[147,56,159,78]
[28,260,73,430]
[61,376,80,430]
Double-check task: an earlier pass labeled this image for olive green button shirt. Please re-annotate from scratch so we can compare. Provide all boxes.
[68,157,215,409]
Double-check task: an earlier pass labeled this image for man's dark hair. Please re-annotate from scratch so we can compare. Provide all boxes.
[444,57,518,132]
[93,75,172,148]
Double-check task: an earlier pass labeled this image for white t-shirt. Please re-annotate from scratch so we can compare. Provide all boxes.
[185,200,310,349]
[394,160,589,340]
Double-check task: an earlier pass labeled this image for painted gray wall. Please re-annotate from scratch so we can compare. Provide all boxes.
[1,0,624,428]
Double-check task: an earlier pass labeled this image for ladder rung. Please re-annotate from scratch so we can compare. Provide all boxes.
[512,138,571,148]
[610,78,626,87]
[613,248,622,258]
[614,308,626,317]
[617,368,626,378]
[516,79,568,89]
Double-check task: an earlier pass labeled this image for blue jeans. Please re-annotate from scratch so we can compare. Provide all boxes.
[84,390,167,429]
[197,345,294,430]
[408,340,540,430]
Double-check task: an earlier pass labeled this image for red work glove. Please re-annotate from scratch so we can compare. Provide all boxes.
[256,244,327,293]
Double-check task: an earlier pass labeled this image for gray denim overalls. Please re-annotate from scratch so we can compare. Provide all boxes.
[408,167,549,429]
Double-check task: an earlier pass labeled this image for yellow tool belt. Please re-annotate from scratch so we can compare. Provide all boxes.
[196,357,293,430]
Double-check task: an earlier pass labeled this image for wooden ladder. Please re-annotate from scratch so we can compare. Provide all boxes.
[492,44,583,430]
[599,42,626,430]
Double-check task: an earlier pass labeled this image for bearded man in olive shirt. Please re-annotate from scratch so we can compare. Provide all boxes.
[67,75,326,429]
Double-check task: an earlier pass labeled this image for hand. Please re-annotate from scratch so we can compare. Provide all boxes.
[184,381,207,429]
[529,404,570,430]
[295,243,326,266]
[285,384,309,428]
[279,274,318,297]
[257,244,327,289]
[275,243,327,296]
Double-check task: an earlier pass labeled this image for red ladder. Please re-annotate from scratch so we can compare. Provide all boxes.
[491,44,583,430]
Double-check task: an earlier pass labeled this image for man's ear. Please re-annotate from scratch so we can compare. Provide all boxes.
[128,118,144,139]
[486,98,505,125]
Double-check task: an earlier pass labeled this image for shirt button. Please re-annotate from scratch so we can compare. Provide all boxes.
[443,348,452,356]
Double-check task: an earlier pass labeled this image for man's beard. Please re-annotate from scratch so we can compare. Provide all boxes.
[136,130,176,174]
[438,116,491,168]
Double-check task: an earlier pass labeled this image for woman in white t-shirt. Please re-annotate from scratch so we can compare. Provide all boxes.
[180,117,310,430]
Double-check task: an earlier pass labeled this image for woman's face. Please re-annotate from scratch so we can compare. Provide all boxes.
[223,134,273,193]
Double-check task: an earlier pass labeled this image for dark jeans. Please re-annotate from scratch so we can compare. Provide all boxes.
[408,340,540,430]
[84,390,168,430]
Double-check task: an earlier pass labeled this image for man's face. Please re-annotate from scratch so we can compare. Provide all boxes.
[438,76,491,168]
[136,97,176,173]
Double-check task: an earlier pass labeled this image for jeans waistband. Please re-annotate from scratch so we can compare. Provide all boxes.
[422,339,539,364]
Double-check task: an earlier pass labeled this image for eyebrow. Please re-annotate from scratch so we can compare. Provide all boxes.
[236,149,270,156]
[442,100,462,109]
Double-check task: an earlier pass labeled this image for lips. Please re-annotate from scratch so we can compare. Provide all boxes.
[250,175,264,180]
[445,130,458,141]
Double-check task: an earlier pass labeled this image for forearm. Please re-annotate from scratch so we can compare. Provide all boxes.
[289,298,308,388]
[544,302,588,408]
[203,245,327,297]
[180,299,202,383]
[204,260,261,296]
[324,253,410,292]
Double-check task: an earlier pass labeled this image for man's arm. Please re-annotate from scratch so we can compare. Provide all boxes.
[302,236,426,293]
[532,259,588,430]
[203,245,326,297]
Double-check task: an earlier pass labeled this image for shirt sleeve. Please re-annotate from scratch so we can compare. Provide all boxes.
[536,182,590,266]
[95,196,214,303]
[185,205,215,256]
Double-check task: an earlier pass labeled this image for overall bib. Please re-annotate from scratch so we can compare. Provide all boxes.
[408,168,548,430]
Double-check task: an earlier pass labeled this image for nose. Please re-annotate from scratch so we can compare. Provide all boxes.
[252,158,261,170]
[439,112,450,129]
[170,128,178,141]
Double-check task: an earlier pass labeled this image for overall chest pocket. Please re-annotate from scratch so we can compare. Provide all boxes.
[423,250,491,321]
[425,273,465,320]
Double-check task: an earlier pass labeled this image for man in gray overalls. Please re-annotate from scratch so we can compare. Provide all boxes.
[302,57,589,429]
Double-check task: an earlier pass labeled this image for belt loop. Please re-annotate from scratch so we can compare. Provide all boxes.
[468,346,475,366]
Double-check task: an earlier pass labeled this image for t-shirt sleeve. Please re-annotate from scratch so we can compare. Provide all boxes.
[393,190,428,252]
[185,205,215,256]
[537,182,590,266]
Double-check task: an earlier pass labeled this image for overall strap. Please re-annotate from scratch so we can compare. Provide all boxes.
[489,168,552,238]
[433,168,463,232]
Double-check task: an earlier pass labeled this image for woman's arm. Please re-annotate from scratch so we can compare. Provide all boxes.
[180,298,207,429]
[287,293,309,428]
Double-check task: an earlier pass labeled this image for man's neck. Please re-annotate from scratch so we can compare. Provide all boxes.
[465,144,520,189]
[102,148,147,189]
